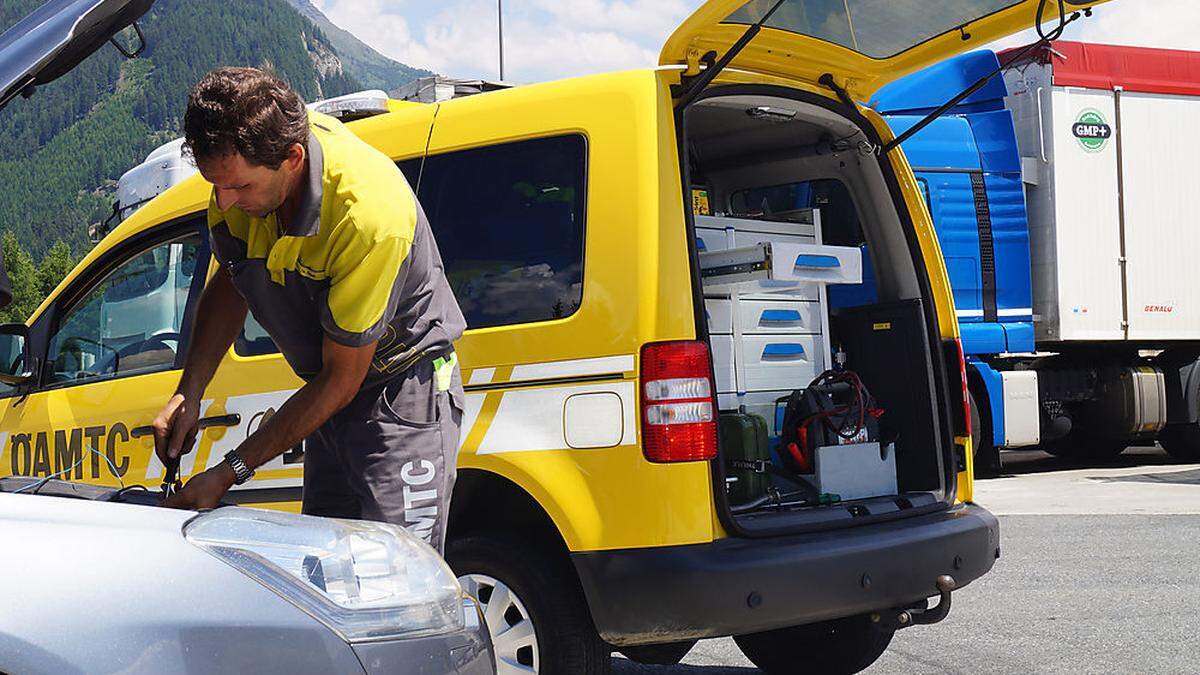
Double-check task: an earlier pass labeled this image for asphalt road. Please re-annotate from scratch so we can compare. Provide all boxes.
[613,446,1200,674]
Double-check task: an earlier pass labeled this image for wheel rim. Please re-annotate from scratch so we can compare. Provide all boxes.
[460,573,540,674]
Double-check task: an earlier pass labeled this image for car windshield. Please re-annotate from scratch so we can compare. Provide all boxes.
[724,0,1021,59]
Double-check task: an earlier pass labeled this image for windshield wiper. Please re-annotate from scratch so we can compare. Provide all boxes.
[880,0,1090,155]
[673,0,788,110]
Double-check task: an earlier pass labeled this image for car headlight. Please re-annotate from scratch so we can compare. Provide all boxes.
[184,507,464,642]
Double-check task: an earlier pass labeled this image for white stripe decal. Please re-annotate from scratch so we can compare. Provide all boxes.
[956,308,1034,318]
[467,367,496,386]
[477,381,637,455]
[509,355,635,383]
[206,391,298,474]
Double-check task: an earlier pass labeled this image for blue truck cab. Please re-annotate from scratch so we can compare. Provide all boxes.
[874,51,1036,465]
[865,47,1200,470]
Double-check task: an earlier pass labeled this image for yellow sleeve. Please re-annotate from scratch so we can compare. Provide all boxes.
[320,214,413,346]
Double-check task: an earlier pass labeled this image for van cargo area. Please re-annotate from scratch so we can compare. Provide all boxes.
[684,93,952,532]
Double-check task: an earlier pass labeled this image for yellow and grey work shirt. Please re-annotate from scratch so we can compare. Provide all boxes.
[208,111,466,389]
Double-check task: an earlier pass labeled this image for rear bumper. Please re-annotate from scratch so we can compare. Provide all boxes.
[572,503,999,647]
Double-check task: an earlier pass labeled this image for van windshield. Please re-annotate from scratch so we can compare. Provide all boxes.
[724,0,1021,59]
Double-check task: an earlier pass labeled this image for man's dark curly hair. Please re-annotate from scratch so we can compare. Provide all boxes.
[183,66,308,168]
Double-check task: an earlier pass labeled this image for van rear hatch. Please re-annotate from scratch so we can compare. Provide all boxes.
[659,0,1112,534]
[662,0,1111,101]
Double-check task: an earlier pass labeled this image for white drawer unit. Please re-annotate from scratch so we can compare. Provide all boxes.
[695,227,728,254]
[700,242,863,293]
[700,210,847,398]
[695,215,818,256]
[706,298,823,335]
[739,334,824,393]
[731,229,816,251]
[709,334,736,394]
[712,333,825,395]
[697,214,817,239]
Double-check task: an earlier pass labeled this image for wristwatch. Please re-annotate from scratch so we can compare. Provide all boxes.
[224,449,255,485]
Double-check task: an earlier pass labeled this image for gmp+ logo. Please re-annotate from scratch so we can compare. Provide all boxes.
[1072,109,1112,152]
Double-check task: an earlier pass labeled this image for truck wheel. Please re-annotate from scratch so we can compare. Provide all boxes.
[968,390,999,477]
[448,535,611,675]
[1160,423,1200,462]
[733,615,894,675]
[617,640,697,665]
[1045,433,1126,461]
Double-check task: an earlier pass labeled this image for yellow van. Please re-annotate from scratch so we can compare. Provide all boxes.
[0,1,1109,672]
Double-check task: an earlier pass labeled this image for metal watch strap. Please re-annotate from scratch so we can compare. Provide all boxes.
[224,449,254,485]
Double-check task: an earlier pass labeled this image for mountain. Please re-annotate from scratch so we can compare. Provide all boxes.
[285,0,435,91]
[0,0,429,267]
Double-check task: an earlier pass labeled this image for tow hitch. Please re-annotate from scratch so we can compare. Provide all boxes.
[873,575,956,630]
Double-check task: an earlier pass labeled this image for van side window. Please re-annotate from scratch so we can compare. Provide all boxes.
[45,234,202,385]
[731,179,865,246]
[418,135,587,329]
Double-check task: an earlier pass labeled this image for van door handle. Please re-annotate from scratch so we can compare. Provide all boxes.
[130,413,242,438]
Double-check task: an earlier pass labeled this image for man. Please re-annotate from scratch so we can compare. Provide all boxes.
[155,67,466,553]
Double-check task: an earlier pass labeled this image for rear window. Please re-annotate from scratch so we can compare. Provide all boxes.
[234,135,588,356]
[725,0,1021,59]
[418,134,587,329]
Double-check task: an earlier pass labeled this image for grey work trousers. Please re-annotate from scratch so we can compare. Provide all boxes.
[301,357,464,553]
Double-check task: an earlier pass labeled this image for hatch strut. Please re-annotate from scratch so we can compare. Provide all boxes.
[880,0,1090,155]
[673,0,788,110]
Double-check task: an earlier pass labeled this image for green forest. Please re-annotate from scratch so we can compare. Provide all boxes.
[0,0,428,324]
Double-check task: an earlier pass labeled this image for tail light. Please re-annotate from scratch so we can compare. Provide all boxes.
[947,338,971,438]
[640,341,718,462]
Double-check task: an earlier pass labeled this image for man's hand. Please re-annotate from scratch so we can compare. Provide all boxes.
[153,392,201,465]
[162,463,236,510]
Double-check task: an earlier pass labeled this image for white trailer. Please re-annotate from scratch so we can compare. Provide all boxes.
[1000,41,1200,459]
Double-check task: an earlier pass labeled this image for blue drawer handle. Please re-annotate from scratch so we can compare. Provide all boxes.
[762,343,806,359]
[760,309,802,323]
[794,254,841,269]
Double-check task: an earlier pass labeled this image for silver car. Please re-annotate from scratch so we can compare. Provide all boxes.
[0,3,494,674]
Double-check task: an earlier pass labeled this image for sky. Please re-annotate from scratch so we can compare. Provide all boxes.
[311,1,1200,85]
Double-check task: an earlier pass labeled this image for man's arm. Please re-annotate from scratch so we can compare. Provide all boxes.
[163,334,375,509]
[152,266,248,464]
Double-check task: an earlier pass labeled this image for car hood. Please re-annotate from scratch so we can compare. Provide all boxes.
[0,0,153,111]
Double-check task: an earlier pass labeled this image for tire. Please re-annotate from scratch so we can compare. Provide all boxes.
[734,615,895,675]
[1160,423,1200,462]
[1044,432,1127,462]
[447,535,611,675]
[618,640,697,665]
[968,389,999,477]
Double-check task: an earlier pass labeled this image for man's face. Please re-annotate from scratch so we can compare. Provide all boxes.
[198,148,301,218]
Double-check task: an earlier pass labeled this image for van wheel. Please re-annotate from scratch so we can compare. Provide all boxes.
[448,535,611,675]
[1160,423,1200,462]
[733,615,894,675]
